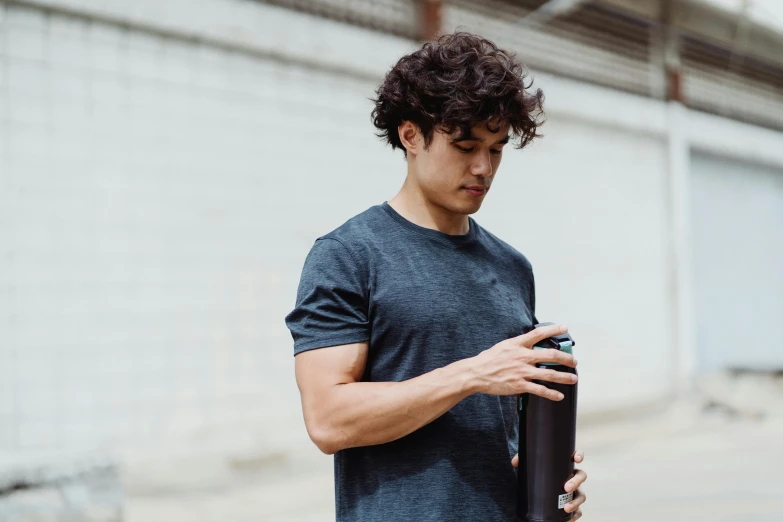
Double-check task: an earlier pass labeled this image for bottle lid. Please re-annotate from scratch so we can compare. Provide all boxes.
[530,322,576,352]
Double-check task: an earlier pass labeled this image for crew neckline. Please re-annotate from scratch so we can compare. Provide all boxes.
[379,201,478,246]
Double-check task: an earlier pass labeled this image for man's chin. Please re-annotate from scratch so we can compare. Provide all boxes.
[450,198,484,216]
[466,202,484,215]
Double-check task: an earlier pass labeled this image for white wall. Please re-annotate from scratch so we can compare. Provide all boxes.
[3,0,783,462]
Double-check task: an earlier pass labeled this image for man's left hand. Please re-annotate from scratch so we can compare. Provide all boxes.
[511,450,587,521]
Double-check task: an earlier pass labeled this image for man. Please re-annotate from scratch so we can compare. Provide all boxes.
[285,32,587,521]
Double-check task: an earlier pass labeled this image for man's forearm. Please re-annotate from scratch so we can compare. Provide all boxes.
[315,357,480,454]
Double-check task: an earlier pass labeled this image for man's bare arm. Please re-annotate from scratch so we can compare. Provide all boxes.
[294,323,575,455]
[295,341,477,455]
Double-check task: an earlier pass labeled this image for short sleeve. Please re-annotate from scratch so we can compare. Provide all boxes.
[285,238,370,355]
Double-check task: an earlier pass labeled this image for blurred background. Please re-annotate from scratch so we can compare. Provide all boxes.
[1,0,782,520]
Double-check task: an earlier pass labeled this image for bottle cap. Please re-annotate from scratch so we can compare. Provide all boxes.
[530,322,576,352]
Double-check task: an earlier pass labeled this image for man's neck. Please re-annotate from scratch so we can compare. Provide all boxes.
[387,180,470,236]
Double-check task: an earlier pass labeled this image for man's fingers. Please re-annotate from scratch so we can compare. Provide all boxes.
[524,382,565,401]
[532,367,578,385]
[565,469,587,492]
[569,509,582,520]
[518,324,568,347]
[511,453,519,468]
[564,490,586,513]
[573,451,584,464]
[532,348,577,368]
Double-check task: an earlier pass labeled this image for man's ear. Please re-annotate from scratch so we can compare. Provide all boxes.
[398,121,422,157]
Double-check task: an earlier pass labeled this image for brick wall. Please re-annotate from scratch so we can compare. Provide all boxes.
[0,1,402,458]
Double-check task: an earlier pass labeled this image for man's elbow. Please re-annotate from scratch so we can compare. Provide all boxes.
[314,438,338,455]
[305,418,342,455]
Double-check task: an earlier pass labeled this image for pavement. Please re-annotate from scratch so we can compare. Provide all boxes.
[124,373,783,522]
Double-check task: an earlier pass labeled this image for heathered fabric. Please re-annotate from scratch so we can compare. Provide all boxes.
[285,202,537,521]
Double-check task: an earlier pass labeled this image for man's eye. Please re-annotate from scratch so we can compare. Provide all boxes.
[454,145,474,153]
[490,149,503,155]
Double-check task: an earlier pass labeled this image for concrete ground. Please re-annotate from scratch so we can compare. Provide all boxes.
[125,376,783,522]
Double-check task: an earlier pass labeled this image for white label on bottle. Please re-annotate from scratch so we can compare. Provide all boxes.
[558,492,574,509]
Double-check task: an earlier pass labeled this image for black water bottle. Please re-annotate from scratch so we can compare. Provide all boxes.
[517,322,578,522]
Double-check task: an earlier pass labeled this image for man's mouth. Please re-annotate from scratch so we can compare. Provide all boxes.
[463,186,488,196]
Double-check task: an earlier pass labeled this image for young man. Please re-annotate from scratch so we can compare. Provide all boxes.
[285,32,587,521]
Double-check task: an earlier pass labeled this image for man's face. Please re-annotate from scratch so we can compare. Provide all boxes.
[411,121,510,216]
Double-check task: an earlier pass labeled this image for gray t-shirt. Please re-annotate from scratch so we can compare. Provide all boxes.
[285,202,537,521]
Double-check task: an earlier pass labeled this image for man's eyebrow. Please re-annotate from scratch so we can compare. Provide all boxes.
[452,132,479,142]
[452,133,510,145]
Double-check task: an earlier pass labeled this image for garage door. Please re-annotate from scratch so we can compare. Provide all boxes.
[689,151,783,372]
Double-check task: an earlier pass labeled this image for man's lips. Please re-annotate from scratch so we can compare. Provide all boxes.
[463,186,488,196]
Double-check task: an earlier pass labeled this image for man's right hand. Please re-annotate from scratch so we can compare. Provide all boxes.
[469,323,577,400]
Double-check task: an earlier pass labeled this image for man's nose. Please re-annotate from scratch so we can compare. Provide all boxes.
[471,151,493,177]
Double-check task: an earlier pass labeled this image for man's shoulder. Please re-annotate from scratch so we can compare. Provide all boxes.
[313,204,387,256]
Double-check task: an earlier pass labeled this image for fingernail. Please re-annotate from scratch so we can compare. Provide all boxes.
[564,483,572,492]
[571,374,578,383]
[557,393,565,400]
[560,325,568,333]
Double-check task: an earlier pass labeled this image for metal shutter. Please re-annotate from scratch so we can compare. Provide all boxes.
[257,0,419,39]
[681,34,783,131]
[442,0,665,98]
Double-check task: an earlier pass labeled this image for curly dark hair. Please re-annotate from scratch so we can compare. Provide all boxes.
[371,32,545,156]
